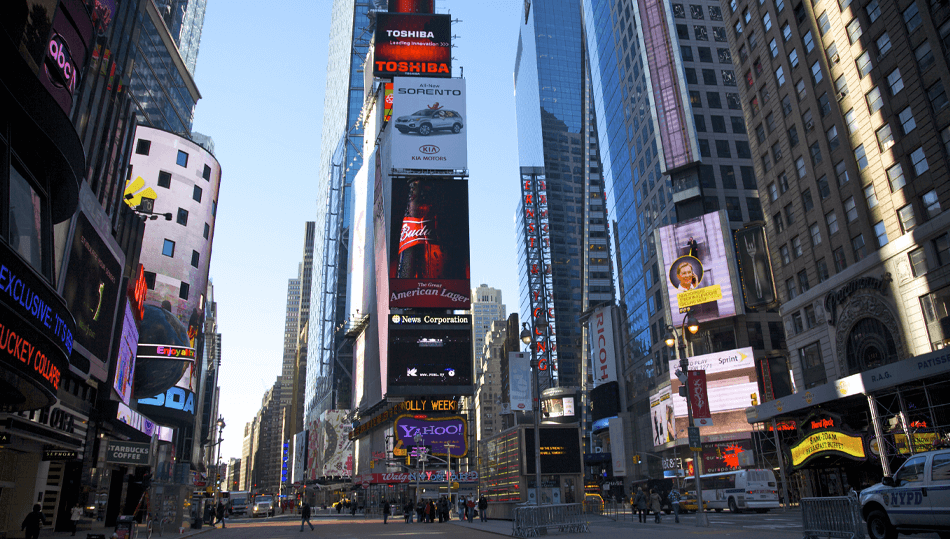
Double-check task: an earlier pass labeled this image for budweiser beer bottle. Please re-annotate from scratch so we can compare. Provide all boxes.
[396,179,445,278]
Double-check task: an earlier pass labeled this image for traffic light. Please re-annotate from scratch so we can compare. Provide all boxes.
[632,454,641,464]
[750,393,758,406]
[370,459,375,470]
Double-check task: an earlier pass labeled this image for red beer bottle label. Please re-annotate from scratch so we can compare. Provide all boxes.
[398,217,432,253]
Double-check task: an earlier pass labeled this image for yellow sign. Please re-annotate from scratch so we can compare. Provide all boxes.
[394,448,406,456]
[894,433,938,454]
[790,430,865,467]
[678,285,723,309]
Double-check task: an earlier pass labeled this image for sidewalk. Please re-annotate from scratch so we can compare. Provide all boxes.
[46,520,217,539]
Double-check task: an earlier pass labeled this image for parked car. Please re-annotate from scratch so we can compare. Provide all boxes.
[395,109,464,136]
[860,449,950,539]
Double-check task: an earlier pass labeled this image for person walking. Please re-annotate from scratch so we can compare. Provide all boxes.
[668,488,682,523]
[478,496,488,522]
[634,487,648,523]
[382,499,390,524]
[404,501,412,523]
[22,504,47,539]
[216,500,227,528]
[466,497,475,523]
[457,497,465,520]
[300,501,314,531]
[70,503,83,536]
[650,489,662,523]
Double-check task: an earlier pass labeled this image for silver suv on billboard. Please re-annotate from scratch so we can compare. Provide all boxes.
[395,109,463,136]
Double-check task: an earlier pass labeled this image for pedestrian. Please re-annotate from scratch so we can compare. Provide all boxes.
[382,499,390,524]
[70,503,83,536]
[22,504,47,539]
[478,496,488,522]
[668,488,682,523]
[634,487,648,523]
[404,501,412,523]
[216,500,227,528]
[650,489,662,523]
[466,497,475,523]
[300,501,313,531]
[457,497,465,520]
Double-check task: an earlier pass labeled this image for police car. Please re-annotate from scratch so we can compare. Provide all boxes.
[860,449,950,539]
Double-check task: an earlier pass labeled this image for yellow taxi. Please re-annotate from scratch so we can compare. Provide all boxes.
[679,491,706,513]
[584,493,605,513]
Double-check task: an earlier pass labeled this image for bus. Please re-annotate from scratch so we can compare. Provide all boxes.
[687,469,779,513]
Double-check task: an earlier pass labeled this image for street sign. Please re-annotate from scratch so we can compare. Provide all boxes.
[688,427,702,451]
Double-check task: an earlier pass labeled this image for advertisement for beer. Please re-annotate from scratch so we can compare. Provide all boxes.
[391,77,467,171]
[388,178,471,309]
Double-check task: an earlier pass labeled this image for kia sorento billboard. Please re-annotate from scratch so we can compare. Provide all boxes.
[374,13,451,78]
[391,77,467,172]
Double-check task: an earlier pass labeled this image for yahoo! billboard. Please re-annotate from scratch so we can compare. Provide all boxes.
[394,415,468,457]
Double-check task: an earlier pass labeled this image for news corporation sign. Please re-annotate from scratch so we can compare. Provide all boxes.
[391,77,467,173]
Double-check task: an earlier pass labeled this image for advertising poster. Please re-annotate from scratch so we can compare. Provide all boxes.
[735,224,777,309]
[372,150,390,395]
[541,396,575,419]
[319,410,353,478]
[388,178,471,309]
[113,301,138,404]
[509,352,532,411]
[292,431,307,484]
[608,417,627,476]
[702,439,754,473]
[62,212,122,375]
[393,415,468,457]
[306,419,321,481]
[391,77,467,171]
[384,82,393,122]
[657,211,738,324]
[668,347,758,439]
[387,313,473,394]
[688,370,712,426]
[590,305,618,387]
[650,386,675,447]
[373,13,451,78]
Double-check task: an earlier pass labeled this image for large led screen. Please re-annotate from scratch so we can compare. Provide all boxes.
[113,301,138,404]
[657,211,738,324]
[62,211,122,377]
[373,13,451,78]
[391,77,467,171]
[388,178,471,309]
[387,313,473,393]
[735,224,777,309]
[523,427,583,475]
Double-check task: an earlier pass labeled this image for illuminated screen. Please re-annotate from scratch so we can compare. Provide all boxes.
[388,314,473,390]
[523,427,582,475]
[113,301,138,404]
[388,178,471,309]
[374,13,451,78]
[541,397,575,418]
[734,224,777,309]
[657,211,737,324]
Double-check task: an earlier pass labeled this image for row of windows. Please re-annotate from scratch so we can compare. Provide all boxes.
[135,138,213,181]
[142,267,192,300]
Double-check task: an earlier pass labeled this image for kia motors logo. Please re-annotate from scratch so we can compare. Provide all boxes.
[419,145,440,155]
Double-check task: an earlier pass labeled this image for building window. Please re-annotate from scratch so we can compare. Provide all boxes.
[916,42,935,71]
[748,322,765,348]
[802,189,815,212]
[856,51,872,77]
[864,184,878,209]
[845,109,858,134]
[695,114,706,132]
[786,278,797,300]
[143,271,156,289]
[177,208,189,226]
[781,244,791,265]
[782,95,793,116]
[818,176,831,199]
[887,69,904,95]
[803,30,815,53]
[800,343,827,389]
[741,166,756,189]
[819,93,832,117]
[874,221,889,247]
[717,140,732,158]
[845,196,858,222]
[827,125,839,151]
[202,164,212,181]
[204,223,211,239]
[818,11,831,34]
[709,92,723,108]
[191,250,200,268]
[769,182,779,201]
[936,234,950,266]
[783,22,792,41]
[924,190,941,219]
[854,145,868,170]
[162,239,175,257]
[898,204,917,233]
[899,107,916,134]
[811,61,823,84]
[772,142,782,161]
[929,82,949,112]
[775,212,786,233]
[852,233,867,261]
[903,2,921,32]
[180,282,190,300]
[780,173,789,193]
[810,142,823,166]
[826,210,839,234]
[776,66,786,86]
[887,163,906,192]
[911,147,929,176]
[136,139,151,155]
[847,18,863,43]
[877,33,892,56]
[770,38,779,57]
[797,79,807,101]
[817,258,830,282]
[785,203,795,224]
[193,185,203,202]
[705,68,718,85]
[769,321,787,349]
[158,171,172,188]
[731,116,745,133]
[792,311,804,333]
[834,247,848,272]
[909,248,927,276]
[788,125,800,147]
[176,150,189,168]
[865,0,880,22]
[792,236,803,258]
[726,196,742,220]
[835,160,850,186]
[866,86,884,114]
[796,156,807,179]
[810,223,822,246]
[799,270,811,292]
[763,12,773,30]
[748,197,764,220]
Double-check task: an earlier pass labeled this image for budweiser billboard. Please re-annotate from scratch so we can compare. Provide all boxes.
[388,178,471,309]
[373,13,451,78]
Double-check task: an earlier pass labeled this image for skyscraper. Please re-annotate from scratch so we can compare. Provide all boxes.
[280,274,301,407]
[471,284,506,366]
[514,0,614,395]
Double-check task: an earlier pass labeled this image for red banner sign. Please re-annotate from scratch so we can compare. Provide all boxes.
[688,370,712,426]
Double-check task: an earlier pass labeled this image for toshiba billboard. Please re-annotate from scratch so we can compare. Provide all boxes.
[374,13,451,78]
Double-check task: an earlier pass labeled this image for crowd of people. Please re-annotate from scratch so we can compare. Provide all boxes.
[631,486,684,524]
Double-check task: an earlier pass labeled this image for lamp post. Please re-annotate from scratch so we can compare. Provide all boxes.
[665,311,708,527]
[413,432,427,508]
[520,323,543,506]
[213,417,226,519]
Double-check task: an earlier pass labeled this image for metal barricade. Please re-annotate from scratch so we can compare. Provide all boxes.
[511,503,591,537]
[801,491,865,539]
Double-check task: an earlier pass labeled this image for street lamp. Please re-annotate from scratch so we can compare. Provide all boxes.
[665,311,708,527]
[413,432,427,509]
[520,323,543,506]
[213,417,226,514]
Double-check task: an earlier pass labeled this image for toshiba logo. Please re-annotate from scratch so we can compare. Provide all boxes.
[419,145,440,154]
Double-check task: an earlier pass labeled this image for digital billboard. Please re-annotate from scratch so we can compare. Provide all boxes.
[541,396,575,419]
[62,211,122,378]
[735,223,778,309]
[394,415,468,457]
[391,77,467,171]
[657,211,739,324]
[113,301,138,404]
[388,178,471,309]
[373,13,451,78]
[523,427,583,475]
[387,313,473,394]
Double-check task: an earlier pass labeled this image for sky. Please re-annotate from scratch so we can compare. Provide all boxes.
[191,0,526,462]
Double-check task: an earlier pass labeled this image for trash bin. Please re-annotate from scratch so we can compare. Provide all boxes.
[115,516,135,539]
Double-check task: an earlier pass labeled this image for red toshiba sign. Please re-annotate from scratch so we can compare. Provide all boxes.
[687,370,712,426]
[374,13,451,78]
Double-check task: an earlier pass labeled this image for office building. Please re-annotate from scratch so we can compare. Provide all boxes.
[280,275,302,407]
[472,284,507,366]
[730,0,950,497]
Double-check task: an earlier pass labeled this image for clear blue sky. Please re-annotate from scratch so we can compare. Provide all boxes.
[191,0,525,462]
